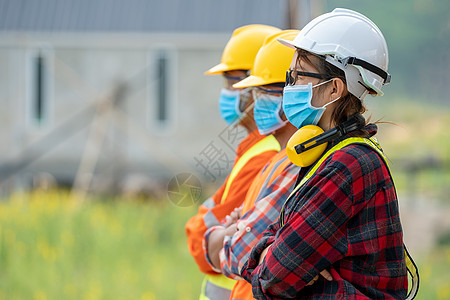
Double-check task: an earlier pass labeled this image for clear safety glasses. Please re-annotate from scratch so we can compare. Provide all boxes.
[223,74,248,90]
[285,69,332,86]
[238,88,253,112]
[252,86,284,119]
[252,85,284,101]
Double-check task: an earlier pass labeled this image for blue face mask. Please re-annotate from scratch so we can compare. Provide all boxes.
[253,91,287,135]
[218,88,241,124]
[282,80,339,129]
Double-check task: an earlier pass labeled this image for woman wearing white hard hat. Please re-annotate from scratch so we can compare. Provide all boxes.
[241,8,418,299]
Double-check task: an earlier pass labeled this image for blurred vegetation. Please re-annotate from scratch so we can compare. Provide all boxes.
[415,247,450,299]
[365,97,450,202]
[0,190,203,300]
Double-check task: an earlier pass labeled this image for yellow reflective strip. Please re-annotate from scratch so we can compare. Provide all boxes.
[199,276,209,300]
[405,247,419,300]
[204,274,236,290]
[281,137,381,225]
[299,137,384,187]
[221,135,280,204]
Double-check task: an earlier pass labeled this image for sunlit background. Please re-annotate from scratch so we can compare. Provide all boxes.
[0,0,449,299]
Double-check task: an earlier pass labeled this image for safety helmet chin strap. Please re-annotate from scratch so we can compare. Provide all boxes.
[336,56,391,85]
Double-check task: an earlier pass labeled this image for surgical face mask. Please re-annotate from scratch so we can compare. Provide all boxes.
[218,88,241,124]
[282,80,340,129]
[253,89,287,135]
[219,88,253,125]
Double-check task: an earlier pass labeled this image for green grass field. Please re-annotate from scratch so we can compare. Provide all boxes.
[0,191,204,300]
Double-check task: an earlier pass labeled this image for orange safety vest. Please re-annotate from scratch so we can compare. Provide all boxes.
[230,149,292,300]
[241,150,291,213]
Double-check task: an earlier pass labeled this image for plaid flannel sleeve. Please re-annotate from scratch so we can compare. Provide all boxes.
[246,148,381,299]
[219,164,300,279]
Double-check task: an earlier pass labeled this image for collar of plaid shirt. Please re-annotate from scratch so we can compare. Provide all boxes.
[290,123,378,191]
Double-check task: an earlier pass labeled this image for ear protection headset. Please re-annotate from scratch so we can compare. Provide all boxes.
[286,114,366,167]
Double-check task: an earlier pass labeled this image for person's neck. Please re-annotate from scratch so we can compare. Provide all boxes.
[273,124,298,150]
[318,112,334,131]
[239,118,257,134]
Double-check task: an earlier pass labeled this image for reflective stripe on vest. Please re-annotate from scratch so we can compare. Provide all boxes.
[405,246,419,300]
[199,274,235,300]
[241,150,291,214]
[279,136,419,300]
[221,135,280,204]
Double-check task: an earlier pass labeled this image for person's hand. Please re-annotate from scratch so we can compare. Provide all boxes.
[224,207,242,227]
[224,223,237,236]
[306,270,333,286]
[258,246,270,265]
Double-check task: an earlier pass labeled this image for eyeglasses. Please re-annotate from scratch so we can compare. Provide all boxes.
[254,85,283,95]
[285,69,332,86]
[238,88,253,112]
[223,74,248,90]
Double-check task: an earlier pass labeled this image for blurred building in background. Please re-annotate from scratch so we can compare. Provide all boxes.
[0,0,324,195]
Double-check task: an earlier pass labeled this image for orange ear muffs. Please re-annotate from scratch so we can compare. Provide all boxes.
[286,125,328,167]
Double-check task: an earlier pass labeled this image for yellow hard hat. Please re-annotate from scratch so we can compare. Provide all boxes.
[286,125,328,167]
[205,24,281,75]
[233,30,299,88]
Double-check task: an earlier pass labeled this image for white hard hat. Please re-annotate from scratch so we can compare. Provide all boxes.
[279,8,390,100]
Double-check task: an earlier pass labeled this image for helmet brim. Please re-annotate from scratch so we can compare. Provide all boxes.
[204,63,230,75]
[277,38,298,50]
[233,75,283,89]
[233,75,266,88]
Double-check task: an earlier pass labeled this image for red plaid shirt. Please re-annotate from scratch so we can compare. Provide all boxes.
[242,125,408,299]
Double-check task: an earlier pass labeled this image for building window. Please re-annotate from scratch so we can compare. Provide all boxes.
[34,54,45,123]
[148,47,176,131]
[157,51,168,123]
[27,48,53,128]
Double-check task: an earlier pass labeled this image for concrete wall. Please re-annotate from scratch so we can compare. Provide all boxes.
[0,32,236,190]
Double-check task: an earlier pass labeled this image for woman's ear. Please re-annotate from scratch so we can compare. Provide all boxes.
[330,78,347,100]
